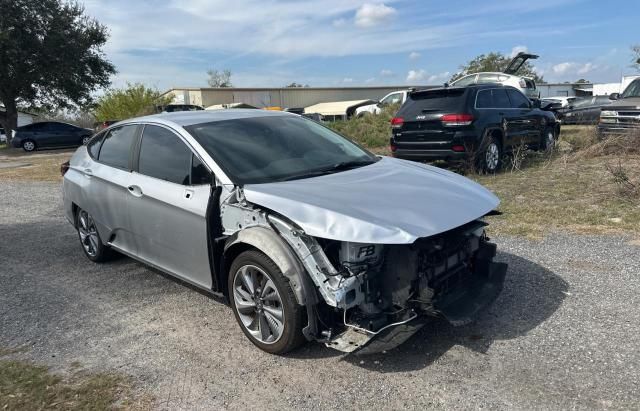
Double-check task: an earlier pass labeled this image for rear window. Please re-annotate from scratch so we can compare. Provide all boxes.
[398,88,468,117]
[98,125,137,170]
[476,88,511,109]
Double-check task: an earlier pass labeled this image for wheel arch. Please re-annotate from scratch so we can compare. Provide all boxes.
[222,226,309,306]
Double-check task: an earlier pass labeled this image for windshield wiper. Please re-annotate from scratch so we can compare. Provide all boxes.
[279,159,377,182]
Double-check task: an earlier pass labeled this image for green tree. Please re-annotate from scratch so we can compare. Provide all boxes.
[285,82,309,88]
[450,52,543,83]
[631,45,640,71]
[207,69,233,87]
[0,0,115,145]
[93,83,173,121]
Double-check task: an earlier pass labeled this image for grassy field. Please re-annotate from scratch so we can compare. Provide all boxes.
[0,347,150,410]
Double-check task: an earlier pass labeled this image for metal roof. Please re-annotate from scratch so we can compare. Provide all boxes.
[304,100,374,116]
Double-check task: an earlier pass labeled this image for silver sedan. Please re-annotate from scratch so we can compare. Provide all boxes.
[62,110,506,354]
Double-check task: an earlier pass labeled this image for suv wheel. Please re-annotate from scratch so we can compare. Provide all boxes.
[541,128,556,152]
[228,250,305,354]
[480,137,502,173]
[22,140,36,152]
[81,136,91,145]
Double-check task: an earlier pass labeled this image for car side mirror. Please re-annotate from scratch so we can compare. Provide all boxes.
[609,93,620,100]
[532,99,541,109]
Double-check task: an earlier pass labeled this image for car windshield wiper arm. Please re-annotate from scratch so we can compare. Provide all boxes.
[279,160,377,182]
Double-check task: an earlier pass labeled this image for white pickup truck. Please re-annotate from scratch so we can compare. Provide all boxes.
[355,90,409,117]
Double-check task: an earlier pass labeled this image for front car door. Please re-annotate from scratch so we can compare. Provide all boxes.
[505,88,540,146]
[127,124,213,289]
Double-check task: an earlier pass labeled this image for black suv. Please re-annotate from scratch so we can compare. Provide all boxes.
[390,84,560,172]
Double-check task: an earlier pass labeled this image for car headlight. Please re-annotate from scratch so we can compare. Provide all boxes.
[600,110,617,117]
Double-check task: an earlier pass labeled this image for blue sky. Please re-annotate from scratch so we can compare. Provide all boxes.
[83,0,640,90]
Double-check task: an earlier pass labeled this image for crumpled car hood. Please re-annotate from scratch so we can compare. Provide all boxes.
[243,157,499,244]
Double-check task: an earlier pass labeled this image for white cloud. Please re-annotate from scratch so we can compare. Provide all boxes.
[365,77,376,83]
[342,77,354,83]
[380,69,394,76]
[427,71,451,83]
[552,62,597,76]
[510,45,528,57]
[354,3,397,28]
[409,51,421,60]
[406,69,427,82]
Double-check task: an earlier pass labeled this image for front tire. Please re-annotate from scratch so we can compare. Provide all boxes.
[541,127,556,152]
[76,208,113,262]
[81,136,91,145]
[228,250,305,354]
[22,140,36,152]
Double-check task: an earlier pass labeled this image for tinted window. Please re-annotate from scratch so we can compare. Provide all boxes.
[138,125,191,185]
[187,116,376,185]
[399,88,467,116]
[49,123,75,131]
[87,133,104,158]
[476,90,493,108]
[492,89,511,108]
[507,89,531,108]
[451,74,476,86]
[21,123,48,131]
[98,126,137,169]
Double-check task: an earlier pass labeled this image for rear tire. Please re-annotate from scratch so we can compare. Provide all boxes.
[81,136,91,145]
[478,136,502,173]
[22,140,36,152]
[228,250,305,354]
[76,207,114,262]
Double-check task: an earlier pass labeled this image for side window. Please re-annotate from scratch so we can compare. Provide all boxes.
[87,133,104,159]
[477,73,501,83]
[381,93,402,105]
[507,89,531,109]
[492,89,512,108]
[191,155,212,185]
[98,125,137,170]
[138,125,191,185]
[476,90,492,108]
[452,74,477,86]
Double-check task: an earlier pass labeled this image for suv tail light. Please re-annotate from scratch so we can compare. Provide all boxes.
[390,117,404,128]
[441,114,474,126]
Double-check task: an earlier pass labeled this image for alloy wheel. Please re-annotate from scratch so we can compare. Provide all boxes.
[485,143,500,171]
[545,130,555,151]
[23,141,35,151]
[82,136,91,145]
[232,264,284,344]
[78,210,99,258]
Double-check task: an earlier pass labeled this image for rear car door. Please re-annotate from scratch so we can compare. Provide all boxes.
[505,88,539,146]
[127,124,213,288]
[85,125,140,255]
[48,123,78,146]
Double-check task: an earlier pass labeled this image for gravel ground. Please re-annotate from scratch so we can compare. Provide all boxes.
[1,181,639,410]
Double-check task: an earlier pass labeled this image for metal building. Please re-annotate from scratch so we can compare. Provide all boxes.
[162,86,415,110]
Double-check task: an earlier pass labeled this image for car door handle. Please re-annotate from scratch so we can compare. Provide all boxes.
[127,185,143,197]
[83,168,93,177]
[184,189,194,199]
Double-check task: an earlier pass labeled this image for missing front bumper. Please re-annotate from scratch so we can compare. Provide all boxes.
[325,261,508,354]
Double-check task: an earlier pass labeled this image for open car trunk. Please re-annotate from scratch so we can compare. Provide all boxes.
[504,52,539,75]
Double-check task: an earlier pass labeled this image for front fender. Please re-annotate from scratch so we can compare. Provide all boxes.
[223,226,309,306]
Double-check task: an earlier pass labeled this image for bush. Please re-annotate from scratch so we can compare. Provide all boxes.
[327,104,399,149]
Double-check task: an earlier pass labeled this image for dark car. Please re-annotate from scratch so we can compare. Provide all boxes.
[389,84,560,172]
[159,104,204,113]
[598,78,640,138]
[557,96,611,125]
[11,121,93,152]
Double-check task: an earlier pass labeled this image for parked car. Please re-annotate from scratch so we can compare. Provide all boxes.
[62,110,507,354]
[94,120,121,132]
[159,104,204,113]
[598,78,640,137]
[355,90,409,117]
[540,96,578,108]
[449,52,540,99]
[556,96,611,125]
[389,84,560,172]
[11,121,93,152]
[0,127,6,143]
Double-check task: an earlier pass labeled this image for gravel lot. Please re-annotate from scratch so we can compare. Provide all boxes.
[1,181,639,410]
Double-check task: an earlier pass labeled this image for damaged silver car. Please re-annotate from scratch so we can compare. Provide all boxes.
[62,110,507,354]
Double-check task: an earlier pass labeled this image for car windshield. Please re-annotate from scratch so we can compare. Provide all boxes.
[621,80,640,98]
[186,115,377,184]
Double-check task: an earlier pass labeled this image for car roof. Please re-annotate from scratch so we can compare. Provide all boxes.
[414,83,513,94]
[124,109,294,127]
